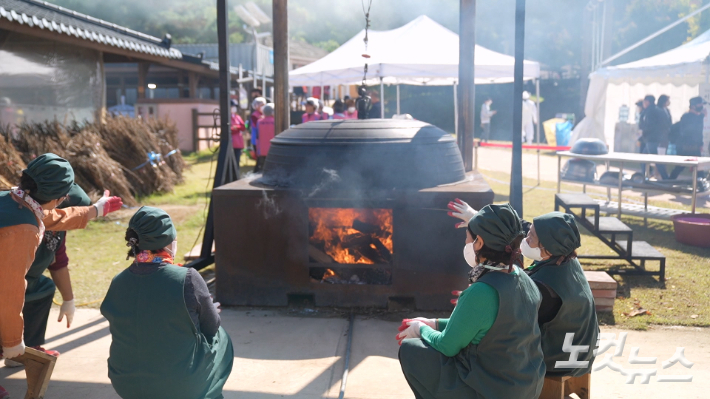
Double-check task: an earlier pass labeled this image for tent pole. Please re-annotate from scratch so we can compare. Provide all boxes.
[535,78,541,185]
[380,78,385,118]
[396,84,401,115]
[458,0,476,172]
[510,0,526,216]
[453,82,458,137]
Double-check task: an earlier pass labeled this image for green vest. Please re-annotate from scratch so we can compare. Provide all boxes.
[0,191,38,229]
[100,264,234,399]
[25,232,66,302]
[456,267,546,399]
[528,257,599,377]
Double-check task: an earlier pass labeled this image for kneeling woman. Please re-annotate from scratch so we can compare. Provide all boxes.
[101,207,233,399]
[397,204,545,399]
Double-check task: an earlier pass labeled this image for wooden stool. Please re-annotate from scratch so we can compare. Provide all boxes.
[14,347,57,399]
[539,373,590,399]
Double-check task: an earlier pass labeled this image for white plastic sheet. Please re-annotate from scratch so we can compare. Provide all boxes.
[0,31,104,129]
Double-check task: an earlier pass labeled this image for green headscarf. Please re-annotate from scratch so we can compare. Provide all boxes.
[532,212,581,256]
[59,183,91,208]
[128,206,177,251]
[24,153,74,202]
[467,203,523,251]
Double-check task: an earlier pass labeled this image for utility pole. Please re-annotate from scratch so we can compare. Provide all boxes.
[273,0,290,134]
[510,0,525,216]
[188,0,233,270]
[458,0,476,172]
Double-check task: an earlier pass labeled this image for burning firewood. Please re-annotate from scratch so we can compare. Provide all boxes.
[352,219,382,235]
[308,245,335,263]
[372,238,393,263]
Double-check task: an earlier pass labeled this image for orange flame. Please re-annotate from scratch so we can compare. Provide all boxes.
[309,208,393,264]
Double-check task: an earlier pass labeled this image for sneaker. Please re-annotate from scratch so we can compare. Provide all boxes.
[4,357,22,368]
[30,346,60,357]
[0,385,9,399]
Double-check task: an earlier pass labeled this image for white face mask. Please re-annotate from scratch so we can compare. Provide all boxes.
[463,242,477,267]
[231,106,238,114]
[520,238,543,261]
[348,107,356,113]
[165,240,178,258]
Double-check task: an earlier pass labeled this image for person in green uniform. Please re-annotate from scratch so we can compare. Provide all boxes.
[101,207,234,399]
[396,203,545,399]
[520,212,599,377]
[4,184,91,368]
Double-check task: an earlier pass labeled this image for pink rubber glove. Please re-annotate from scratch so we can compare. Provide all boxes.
[447,198,477,228]
[396,320,426,345]
[93,190,123,216]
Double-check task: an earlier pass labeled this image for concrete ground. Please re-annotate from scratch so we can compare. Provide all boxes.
[2,308,708,398]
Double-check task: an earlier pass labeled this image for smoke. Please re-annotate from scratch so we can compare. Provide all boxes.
[306,168,341,198]
[256,190,281,220]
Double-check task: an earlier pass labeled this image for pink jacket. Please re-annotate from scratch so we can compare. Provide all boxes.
[256,116,275,156]
[231,113,245,149]
[302,112,320,123]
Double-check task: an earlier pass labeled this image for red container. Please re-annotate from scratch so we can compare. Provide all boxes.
[671,214,710,247]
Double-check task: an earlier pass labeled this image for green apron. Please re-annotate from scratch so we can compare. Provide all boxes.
[101,264,234,399]
[399,267,545,399]
[24,232,65,303]
[527,257,599,377]
[0,191,38,229]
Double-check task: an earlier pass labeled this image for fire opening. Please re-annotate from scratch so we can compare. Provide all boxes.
[309,267,392,285]
[308,208,393,265]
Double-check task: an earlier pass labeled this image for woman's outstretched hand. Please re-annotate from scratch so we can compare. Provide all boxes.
[447,199,477,228]
[93,190,123,217]
[451,290,463,305]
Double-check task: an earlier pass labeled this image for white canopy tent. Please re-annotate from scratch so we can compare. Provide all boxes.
[289,15,540,87]
[572,28,710,152]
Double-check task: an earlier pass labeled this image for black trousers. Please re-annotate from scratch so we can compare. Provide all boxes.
[23,294,54,347]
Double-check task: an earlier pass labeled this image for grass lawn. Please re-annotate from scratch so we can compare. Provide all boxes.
[56,150,254,307]
[56,150,709,330]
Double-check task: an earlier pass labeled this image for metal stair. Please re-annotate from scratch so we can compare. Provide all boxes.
[554,193,665,281]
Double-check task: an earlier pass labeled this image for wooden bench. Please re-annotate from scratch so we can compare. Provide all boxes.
[539,373,590,399]
[14,347,57,399]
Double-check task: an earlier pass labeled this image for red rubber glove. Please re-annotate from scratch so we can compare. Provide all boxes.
[94,190,123,216]
[451,290,463,305]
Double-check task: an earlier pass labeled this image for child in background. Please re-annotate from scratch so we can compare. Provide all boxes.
[255,104,275,173]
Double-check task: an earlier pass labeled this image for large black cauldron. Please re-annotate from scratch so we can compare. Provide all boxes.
[260,119,466,189]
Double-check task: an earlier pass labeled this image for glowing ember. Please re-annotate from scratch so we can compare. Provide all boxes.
[309,208,393,264]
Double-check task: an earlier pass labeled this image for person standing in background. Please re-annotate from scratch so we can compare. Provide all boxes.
[480,97,497,142]
[332,100,347,120]
[639,95,671,179]
[230,99,245,175]
[249,97,266,158]
[655,94,672,179]
[344,98,358,119]
[669,97,707,179]
[368,90,382,119]
[522,91,537,145]
[302,98,320,123]
[255,104,275,173]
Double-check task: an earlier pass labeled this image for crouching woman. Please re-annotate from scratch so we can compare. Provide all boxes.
[101,207,233,399]
[521,212,598,377]
[396,203,545,399]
